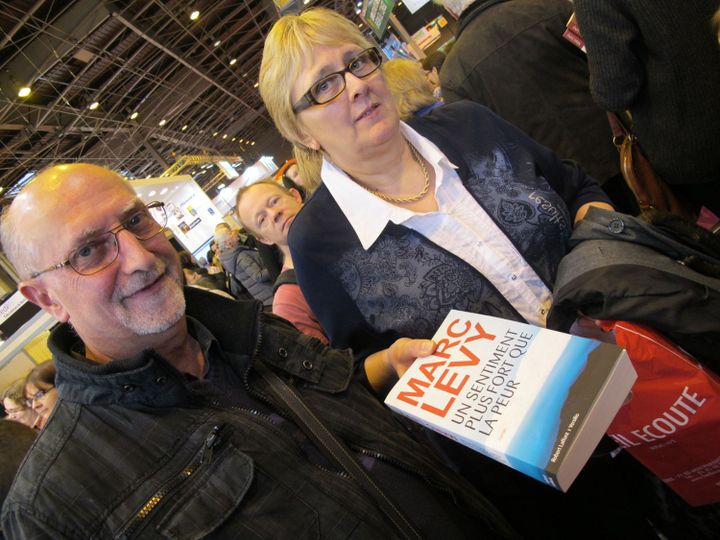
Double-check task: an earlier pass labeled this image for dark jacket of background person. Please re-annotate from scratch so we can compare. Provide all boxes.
[573,1,720,202]
[0,421,35,507]
[289,102,608,364]
[1,288,514,539]
[218,241,274,307]
[439,0,620,187]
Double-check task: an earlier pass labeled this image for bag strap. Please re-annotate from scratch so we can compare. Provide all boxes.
[606,111,631,147]
[254,361,423,540]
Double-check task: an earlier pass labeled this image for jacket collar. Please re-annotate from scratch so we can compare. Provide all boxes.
[49,287,352,407]
[456,0,508,37]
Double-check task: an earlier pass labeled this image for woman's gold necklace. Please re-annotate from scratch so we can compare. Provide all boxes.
[367,143,430,204]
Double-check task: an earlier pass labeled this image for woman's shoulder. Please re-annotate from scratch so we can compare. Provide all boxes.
[288,184,351,251]
[411,100,497,126]
[409,100,508,141]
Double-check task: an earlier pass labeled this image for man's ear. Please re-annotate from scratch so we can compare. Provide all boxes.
[288,188,303,204]
[18,280,70,323]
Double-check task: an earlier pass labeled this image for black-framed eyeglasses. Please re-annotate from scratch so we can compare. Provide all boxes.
[25,386,54,407]
[30,201,167,278]
[292,47,383,113]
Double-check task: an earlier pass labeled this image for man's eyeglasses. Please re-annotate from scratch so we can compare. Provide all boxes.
[30,201,167,278]
[292,47,383,113]
[25,386,54,407]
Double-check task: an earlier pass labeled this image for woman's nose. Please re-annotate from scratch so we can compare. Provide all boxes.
[345,70,370,100]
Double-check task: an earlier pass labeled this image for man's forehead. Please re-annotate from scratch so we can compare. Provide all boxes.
[17,166,138,247]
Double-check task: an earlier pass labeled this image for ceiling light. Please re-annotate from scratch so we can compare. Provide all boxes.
[239,139,244,143]
[231,137,236,141]
[229,58,237,65]
[158,119,167,126]
[304,0,311,4]
[130,111,139,120]
[358,23,363,28]
[222,134,228,139]
[148,190,156,196]
[88,101,99,110]
[182,124,188,130]
[217,184,226,190]
[190,10,199,20]
[214,40,221,47]
[253,82,259,88]
[251,141,255,146]
[18,86,31,98]
[160,188,168,195]
[213,131,218,137]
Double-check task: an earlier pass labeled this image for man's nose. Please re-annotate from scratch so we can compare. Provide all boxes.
[116,229,157,272]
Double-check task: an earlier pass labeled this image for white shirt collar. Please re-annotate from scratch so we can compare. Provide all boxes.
[322,122,458,250]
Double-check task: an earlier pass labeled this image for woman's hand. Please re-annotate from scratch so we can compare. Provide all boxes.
[364,338,436,395]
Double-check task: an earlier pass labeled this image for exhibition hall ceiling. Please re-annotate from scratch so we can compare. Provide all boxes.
[0,0,360,196]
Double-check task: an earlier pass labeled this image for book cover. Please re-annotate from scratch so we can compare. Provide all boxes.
[385,310,637,491]
[563,13,586,52]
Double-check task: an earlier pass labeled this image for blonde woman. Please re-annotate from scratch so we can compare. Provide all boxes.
[259,8,612,363]
[382,58,441,120]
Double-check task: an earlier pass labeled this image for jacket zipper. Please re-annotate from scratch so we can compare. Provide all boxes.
[352,446,457,502]
[115,425,224,540]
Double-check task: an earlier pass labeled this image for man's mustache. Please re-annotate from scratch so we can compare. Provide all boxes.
[114,259,168,301]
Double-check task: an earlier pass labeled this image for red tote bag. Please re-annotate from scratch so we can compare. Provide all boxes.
[605,321,720,507]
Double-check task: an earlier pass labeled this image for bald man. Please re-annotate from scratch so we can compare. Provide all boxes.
[0,164,515,539]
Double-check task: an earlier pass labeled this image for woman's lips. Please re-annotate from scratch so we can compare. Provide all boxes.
[355,103,380,122]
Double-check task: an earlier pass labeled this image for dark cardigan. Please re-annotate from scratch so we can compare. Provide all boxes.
[288,102,609,366]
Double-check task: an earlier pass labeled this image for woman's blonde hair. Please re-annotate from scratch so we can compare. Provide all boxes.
[293,145,323,194]
[259,8,372,149]
[382,58,437,120]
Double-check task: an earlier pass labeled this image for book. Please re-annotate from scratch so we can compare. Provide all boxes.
[385,310,637,491]
[563,13,586,52]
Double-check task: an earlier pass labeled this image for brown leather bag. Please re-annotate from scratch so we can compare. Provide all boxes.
[607,112,695,220]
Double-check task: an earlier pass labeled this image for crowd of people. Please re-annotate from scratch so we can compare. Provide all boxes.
[0,2,718,539]
[2,362,57,432]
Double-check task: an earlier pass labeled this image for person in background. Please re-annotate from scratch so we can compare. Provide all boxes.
[0,421,36,508]
[206,240,222,270]
[383,57,443,120]
[573,0,720,217]
[179,251,232,297]
[23,362,57,431]
[434,0,636,213]
[215,226,274,307]
[236,180,328,344]
[1,380,38,429]
[420,50,446,99]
